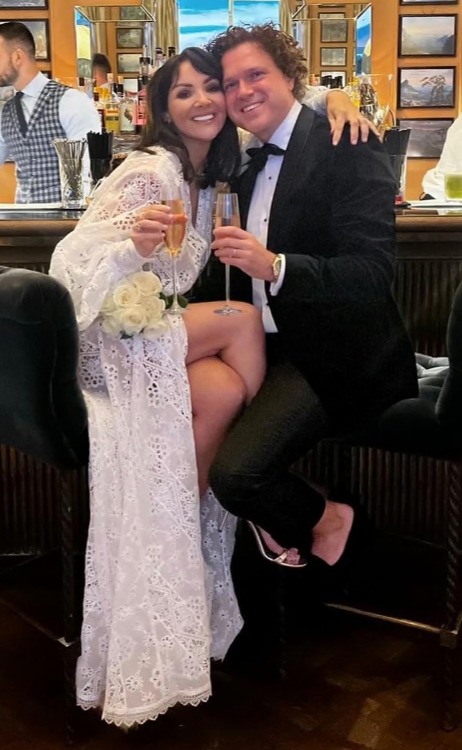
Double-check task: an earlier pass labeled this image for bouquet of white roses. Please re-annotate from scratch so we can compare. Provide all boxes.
[100,271,169,339]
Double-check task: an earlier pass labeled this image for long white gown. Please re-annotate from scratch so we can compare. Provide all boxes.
[50,147,242,727]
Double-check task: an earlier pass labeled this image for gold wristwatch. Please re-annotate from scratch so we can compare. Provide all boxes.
[271,253,283,282]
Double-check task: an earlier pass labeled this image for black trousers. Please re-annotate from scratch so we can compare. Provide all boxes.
[209,344,335,556]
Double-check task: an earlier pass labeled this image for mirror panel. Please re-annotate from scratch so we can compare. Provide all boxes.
[75,5,155,84]
[293,3,371,86]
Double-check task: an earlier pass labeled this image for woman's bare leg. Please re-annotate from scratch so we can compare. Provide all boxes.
[188,356,246,497]
[184,301,265,404]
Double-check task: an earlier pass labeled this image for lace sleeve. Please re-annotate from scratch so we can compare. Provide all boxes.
[50,148,211,330]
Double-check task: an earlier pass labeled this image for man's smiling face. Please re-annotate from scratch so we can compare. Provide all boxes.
[222,41,296,142]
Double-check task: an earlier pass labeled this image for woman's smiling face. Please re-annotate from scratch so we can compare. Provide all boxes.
[167,60,227,148]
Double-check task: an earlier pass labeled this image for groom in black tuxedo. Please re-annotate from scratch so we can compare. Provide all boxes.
[206,24,417,567]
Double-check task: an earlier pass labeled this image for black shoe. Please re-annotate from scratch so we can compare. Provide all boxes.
[308,503,374,596]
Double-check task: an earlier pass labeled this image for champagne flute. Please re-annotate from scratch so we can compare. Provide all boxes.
[161,189,187,314]
[214,192,242,316]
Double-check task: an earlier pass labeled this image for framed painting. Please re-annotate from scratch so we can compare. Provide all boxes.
[120,6,146,20]
[117,53,140,74]
[397,118,453,158]
[320,19,348,43]
[320,47,347,67]
[0,85,14,104]
[400,0,457,5]
[0,0,48,7]
[398,67,455,108]
[399,15,457,56]
[320,70,346,87]
[0,19,51,60]
[116,27,144,49]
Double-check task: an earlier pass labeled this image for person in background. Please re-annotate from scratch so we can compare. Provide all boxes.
[0,22,100,203]
[206,23,417,571]
[422,113,462,201]
[91,52,112,90]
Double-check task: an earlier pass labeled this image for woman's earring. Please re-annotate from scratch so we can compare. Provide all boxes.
[163,113,171,123]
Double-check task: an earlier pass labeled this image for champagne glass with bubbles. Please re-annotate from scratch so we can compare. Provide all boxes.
[161,186,187,314]
[214,192,242,315]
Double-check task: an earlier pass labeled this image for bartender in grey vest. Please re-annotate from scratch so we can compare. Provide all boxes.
[0,22,101,203]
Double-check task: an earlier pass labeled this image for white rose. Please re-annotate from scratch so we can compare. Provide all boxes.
[101,311,123,336]
[145,295,166,326]
[113,282,142,307]
[118,304,149,336]
[130,271,163,296]
[101,292,117,315]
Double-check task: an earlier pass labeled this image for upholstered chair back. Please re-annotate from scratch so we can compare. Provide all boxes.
[0,266,88,468]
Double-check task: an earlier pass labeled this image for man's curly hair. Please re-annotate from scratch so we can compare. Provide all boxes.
[206,23,307,101]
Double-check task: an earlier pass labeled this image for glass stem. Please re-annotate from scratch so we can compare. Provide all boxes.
[225,264,231,305]
[171,254,179,310]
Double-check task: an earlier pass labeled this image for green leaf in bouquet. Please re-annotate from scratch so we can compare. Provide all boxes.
[162,293,189,310]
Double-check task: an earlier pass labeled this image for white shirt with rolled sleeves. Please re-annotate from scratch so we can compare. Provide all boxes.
[0,71,101,166]
[422,113,462,201]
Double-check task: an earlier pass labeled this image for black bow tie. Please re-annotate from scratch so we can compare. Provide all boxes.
[246,143,285,173]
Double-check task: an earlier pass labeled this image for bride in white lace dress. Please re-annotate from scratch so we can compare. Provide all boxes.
[50,48,267,728]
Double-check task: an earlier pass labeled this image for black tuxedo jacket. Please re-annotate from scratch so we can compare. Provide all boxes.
[197,106,418,427]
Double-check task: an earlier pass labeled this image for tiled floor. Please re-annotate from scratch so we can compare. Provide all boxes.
[0,595,461,750]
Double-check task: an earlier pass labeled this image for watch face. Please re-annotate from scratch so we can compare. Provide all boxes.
[272,256,282,280]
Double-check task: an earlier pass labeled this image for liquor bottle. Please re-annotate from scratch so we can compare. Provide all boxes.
[119,85,136,135]
[104,84,120,135]
[93,91,105,129]
[155,48,165,70]
[135,56,151,134]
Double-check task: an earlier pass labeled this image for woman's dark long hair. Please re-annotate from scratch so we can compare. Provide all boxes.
[136,47,240,188]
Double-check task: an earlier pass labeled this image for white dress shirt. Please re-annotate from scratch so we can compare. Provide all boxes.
[246,100,302,332]
[422,113,462,201]
[0,71,101,164]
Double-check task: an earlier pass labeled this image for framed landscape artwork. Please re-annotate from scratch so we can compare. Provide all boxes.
[397,118,453,158]
[120,7,146,20]
[116,27,144,49]
[0,85,14,103]
[399,15,457,56]
[321,47,347,67]
[320,70,346,87]
[0,19,50,60]
[320,19,348,43]
[117,53,140,74]
[400,0,457,5]
[0,0,47,7]
[398,67,455,108]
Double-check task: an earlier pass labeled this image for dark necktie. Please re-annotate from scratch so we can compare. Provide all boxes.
[14,91,28,137]
[246,142,285,173]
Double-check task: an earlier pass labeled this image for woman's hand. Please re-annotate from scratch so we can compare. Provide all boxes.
[326,89,379,146]
[131,204,172,258]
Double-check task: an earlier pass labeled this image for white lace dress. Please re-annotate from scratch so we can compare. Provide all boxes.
[50,147,242,727]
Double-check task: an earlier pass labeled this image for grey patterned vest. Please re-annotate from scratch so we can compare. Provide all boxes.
[1,80,68,202]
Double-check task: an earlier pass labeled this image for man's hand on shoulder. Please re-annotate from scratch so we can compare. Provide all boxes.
[212,225,276,281]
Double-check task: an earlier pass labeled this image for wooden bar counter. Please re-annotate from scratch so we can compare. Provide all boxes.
[1,207,462,352]
[0,208,81,274]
